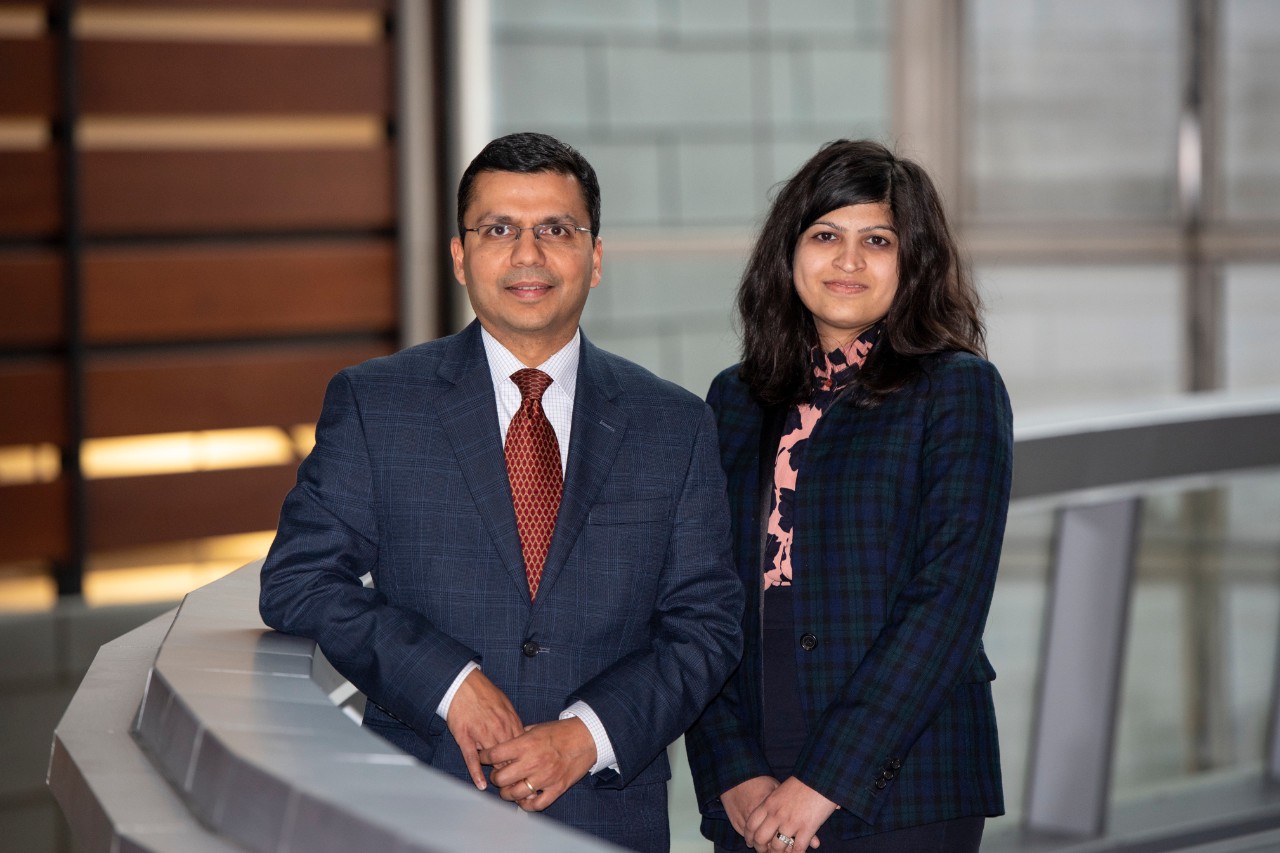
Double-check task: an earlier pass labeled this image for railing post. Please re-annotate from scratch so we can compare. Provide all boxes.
[1024,498,1142,837]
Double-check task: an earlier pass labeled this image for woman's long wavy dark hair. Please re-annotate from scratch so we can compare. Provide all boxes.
[737,139,985,406]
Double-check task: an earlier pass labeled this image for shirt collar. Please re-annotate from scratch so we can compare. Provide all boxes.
[480,326,580,402]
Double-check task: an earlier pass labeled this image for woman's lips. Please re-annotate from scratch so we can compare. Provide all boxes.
[823,280,867,293]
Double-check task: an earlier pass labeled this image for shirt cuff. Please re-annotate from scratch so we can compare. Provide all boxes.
[436,661,481,720]
[560,701,619,775]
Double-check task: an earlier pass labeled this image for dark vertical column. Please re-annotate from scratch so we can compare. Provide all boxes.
[1180,0,1222,394]
[430,0,455,338]
[393,0,447,347]
[1179,0,1231,777]
[53,0,84,596]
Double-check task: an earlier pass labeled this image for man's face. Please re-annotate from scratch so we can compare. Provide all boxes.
[451,170,602,365]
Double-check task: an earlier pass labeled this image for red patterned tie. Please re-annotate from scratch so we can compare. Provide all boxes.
[505,369,562,600]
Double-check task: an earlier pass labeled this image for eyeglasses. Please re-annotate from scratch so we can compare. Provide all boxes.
[461,222,593,246]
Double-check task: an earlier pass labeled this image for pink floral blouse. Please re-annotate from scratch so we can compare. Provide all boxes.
[763,327,878,588]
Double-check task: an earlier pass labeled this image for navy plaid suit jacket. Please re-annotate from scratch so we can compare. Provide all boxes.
[685,351,1012,845]
[260,321,743,851]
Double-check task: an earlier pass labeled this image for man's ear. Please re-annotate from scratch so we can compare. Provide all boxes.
[450,235,467,286]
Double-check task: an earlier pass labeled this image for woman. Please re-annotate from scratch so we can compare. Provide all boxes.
[686,140,1012,853]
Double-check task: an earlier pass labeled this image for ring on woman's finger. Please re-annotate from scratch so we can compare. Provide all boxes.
[522,778,536,796]
[775,832,795,848]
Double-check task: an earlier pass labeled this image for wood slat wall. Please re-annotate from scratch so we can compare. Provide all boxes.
[87,465,302,551]
[0,151,60,235]
[83,240,396,343]
[84,342,392,438]
[81,148,395,234]
[0,251,63,347]
[0,360,66,445]
[0,37,56,114]
[79,41,392,114]
[0,482,69,563]
[0,2,408,592]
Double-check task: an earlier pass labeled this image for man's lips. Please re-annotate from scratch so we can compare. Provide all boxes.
[505,280,554,297]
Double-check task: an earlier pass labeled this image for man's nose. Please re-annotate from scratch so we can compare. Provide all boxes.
[510,228,545,264]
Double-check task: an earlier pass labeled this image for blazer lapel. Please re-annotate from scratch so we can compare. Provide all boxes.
[537,335,626,600]
[435,322,528,598]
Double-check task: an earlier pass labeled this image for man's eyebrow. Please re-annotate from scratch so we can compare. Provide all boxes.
[471,212,584,224]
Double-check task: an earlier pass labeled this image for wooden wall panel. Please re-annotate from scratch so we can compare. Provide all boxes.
[83,342,392,438]
[0,251,63,348]
[0,359,66,445]
[0,481,69,562]
[0,151,61,236]
[83,240,395,343]
[81,148,394,234]
[80,41,391,114]
[87,464,297,551]
[0,38,56,116]
[80,0,391,8]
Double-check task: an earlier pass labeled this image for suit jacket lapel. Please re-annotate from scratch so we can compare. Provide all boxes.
[435,322,529,598]
[538,335,627,600]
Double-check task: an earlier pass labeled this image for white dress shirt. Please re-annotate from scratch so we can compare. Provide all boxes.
[434,327,617,776]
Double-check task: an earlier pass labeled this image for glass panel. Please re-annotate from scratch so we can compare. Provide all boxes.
[987,506,1055,819]
[491,1,889,236]
[488,1,890,392]
[979,264,1182,413]
[1222,0,1280,220]
[964,0,1181,222]
[580,247,747,397]
[1114,475,1280,794]
[1224,263,1280,390]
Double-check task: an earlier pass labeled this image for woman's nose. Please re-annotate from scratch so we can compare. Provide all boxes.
[834,246,864,271]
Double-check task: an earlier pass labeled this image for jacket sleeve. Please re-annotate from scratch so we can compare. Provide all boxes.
[569,403,745,787]
[684,641,772,814]
[684,373,772,813]
[258,371,478,736]
[792,357,1013,824]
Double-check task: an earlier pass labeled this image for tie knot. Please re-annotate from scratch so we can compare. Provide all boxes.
[511,368,553,402]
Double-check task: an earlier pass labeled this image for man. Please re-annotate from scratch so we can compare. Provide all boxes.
[259,132,743,852]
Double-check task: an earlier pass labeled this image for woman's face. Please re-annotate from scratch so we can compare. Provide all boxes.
[792,201,898,351]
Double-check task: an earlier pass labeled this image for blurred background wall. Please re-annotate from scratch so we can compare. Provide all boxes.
[1,1,1278,851]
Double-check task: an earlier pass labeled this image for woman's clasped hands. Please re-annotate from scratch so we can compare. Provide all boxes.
[723,775,839,852]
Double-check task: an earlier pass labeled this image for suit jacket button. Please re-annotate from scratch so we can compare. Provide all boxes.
[522,640,540,658]
[874,778,888,790]
[890,758,902,770]
[800,633,817,651]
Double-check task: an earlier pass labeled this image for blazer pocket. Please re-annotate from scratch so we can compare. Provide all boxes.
[963,653,998,683]
[587,497,670,525]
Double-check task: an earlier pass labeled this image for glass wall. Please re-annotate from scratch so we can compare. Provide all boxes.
[488,0,891,397]
[964,0,1280,821]
[965,0,1181,223]
[1223,0,1280,220]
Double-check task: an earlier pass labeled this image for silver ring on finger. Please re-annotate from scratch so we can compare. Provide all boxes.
[776,832,795,849]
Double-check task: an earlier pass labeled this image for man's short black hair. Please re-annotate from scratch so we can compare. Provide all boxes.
[456,132,601,238]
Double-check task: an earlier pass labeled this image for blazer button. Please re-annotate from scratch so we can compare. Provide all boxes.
[890,758,902,771]
[521,640,540,658]
[800,633,818,651]
[874,778,888,790]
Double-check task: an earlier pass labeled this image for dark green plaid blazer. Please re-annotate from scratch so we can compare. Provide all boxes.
[686,351,1012,846]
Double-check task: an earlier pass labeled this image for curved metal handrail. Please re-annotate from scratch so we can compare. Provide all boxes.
[1012,387,1280,503]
